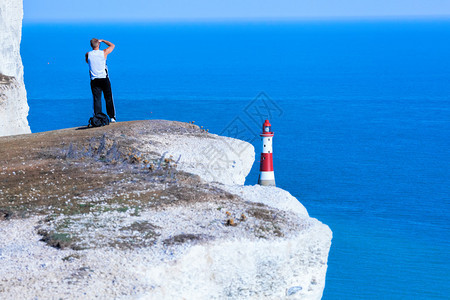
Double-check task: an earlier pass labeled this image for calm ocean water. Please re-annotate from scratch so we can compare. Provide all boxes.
[22,20,449,299]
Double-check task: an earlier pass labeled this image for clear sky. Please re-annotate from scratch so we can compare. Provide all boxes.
[24,0,450,22]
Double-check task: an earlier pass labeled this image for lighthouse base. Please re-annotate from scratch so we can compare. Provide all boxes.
[258,171,276,186]
[258,179,276,186]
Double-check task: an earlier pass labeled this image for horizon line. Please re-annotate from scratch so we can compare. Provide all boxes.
[22,14,450,25]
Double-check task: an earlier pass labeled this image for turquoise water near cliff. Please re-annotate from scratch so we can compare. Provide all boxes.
[22,20,449,299]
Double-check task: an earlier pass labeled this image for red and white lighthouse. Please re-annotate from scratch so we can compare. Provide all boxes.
[258,120,275,186]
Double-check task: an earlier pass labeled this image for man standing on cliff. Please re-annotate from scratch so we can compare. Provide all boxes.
[85,38,116,123]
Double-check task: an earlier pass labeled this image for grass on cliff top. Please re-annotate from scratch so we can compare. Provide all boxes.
[0,120,294,250]
[0,120,222,219]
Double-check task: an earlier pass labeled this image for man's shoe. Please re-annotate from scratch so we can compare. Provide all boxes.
[111,117,116,123]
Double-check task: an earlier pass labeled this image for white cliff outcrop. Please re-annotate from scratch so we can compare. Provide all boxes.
[0,121,332,299]
[0,0,30,136]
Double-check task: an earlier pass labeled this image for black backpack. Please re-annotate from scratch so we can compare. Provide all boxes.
[88,112,110,127]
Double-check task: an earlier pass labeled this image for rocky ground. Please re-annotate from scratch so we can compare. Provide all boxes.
[0,120,331,299]
[0,120,294,248]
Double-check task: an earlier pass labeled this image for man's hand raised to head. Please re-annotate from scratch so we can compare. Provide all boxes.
[100,39,115,58]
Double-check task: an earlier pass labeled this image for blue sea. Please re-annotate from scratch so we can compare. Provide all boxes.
[22,20,449,299]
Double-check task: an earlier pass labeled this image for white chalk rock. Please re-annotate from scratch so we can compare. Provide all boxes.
[143,131,255,185]
[0,0,30,136]
[222,184,310,217]
[140,222,331,299]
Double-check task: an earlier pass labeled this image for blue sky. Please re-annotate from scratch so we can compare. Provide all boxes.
[24,0,450,22]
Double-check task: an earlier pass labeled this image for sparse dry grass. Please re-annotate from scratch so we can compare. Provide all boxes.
[0,121,217,218]
[0,120,293,250]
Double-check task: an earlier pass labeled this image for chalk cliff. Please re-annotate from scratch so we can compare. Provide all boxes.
[0,0,30,136]
[0,121,332,299]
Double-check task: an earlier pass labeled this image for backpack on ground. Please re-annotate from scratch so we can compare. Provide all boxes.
[88,112,110,127]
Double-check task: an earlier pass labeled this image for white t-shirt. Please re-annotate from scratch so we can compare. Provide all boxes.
[88,50,108,80]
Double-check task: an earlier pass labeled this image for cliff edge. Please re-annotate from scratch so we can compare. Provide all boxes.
[0,120,332,299]
[0,0,30,136]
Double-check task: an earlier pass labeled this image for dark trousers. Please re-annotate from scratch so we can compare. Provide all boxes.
[90,77,115,119]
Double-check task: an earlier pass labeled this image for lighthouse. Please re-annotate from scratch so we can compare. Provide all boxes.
[258,120,275,186]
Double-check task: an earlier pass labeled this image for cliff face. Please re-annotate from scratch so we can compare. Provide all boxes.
[0,0,30,136]
[0,120,332,299]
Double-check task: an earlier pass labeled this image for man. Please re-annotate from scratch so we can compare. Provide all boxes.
[85,38,116,123]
